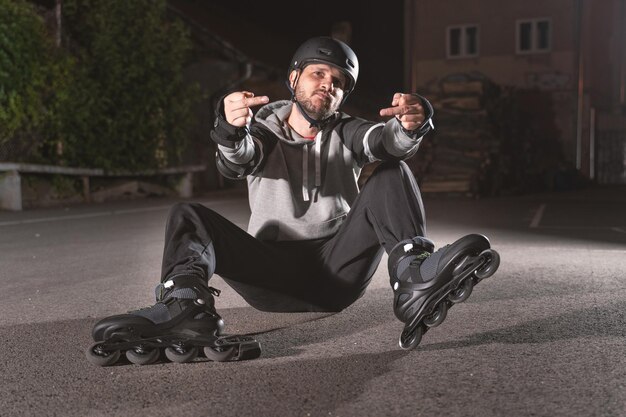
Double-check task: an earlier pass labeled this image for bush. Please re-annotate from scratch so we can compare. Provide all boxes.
[0,0,199,170]
[0,0,68,160]
[60,0,199,170]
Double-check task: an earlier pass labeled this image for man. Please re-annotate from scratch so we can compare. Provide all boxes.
[86,37,499,366]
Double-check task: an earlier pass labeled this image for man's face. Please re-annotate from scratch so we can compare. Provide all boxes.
[290,63,346,120]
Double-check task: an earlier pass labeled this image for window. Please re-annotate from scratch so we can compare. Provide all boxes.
[517,18,551,54]
[447,25,479,58]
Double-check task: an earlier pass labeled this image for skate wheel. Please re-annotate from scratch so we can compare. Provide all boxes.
[474,249,501,280]
[86,343,121,367]
[165,345,198,363]
[448,279,473,303]
[423,301,448,328]
[203,346,237,362]
[399,325,423,350]
[126,346,160,365]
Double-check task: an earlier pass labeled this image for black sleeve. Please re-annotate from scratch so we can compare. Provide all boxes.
[333,117,391,166]
[209,97,250,149]
[333,93,434,165]
[214,125,275,180]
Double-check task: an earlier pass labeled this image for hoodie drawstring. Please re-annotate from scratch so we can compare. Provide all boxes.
[302,146,309,201]
[302,131,323,202]
[315,132,322,187]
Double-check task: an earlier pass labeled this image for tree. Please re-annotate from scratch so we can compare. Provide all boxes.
[60,0,198,170]
[0,0,68,161]
[0,0,199,170]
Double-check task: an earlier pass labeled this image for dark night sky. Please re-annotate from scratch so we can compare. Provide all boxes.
[33,0,406,103]
[193,0,406,102]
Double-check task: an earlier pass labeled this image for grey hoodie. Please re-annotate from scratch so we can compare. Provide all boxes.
[215,99,433,241]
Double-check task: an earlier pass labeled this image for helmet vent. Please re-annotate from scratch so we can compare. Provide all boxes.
[346,58,355,69]
[318,48,332,56]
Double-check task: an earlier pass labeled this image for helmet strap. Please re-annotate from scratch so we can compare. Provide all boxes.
[287,71,330,130]
[294,99,324,129]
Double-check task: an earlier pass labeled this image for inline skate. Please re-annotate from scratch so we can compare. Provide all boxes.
[388,234,500,350]
[86,275,261,366]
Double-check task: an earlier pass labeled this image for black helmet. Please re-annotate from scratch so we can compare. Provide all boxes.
[288,36,359,98]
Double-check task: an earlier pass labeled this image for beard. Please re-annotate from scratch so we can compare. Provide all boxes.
[294,85,342,120]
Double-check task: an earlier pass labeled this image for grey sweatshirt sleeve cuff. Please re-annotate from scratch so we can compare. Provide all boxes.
[210,97,256,164]
[382,121,424,157]
[218,133,255,164]
[381,93,434,157]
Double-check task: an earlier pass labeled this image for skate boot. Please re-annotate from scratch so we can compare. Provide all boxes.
[388,234,500,350]
[86,275,261,366]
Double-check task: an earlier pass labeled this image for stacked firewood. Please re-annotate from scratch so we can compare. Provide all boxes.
[411,72,501,197]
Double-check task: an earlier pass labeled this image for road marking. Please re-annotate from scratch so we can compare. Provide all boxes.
[0,211,122,226]
[0,199,241,227]
[530,203,546,228]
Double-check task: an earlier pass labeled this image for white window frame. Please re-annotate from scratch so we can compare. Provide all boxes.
[516,18,552,54]
[446,24,479,59]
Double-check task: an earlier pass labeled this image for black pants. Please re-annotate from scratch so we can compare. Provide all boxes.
[161,161,426,312]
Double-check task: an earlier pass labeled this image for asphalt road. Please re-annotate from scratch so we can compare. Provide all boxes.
[0,185,624,417]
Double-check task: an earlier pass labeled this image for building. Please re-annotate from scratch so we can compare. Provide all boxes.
[404,0,626,184]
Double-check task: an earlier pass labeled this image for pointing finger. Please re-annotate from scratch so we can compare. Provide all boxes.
[226,91,254,102]
[226,92,269,109]
[242,95,270,108]
[379,105,419,117]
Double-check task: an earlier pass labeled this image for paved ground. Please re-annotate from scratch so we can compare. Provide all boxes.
[0,185,624,417]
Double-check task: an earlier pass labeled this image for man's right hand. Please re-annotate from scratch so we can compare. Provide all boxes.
[224,91,269,127]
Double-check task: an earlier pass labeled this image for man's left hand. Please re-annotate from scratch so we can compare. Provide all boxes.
[379,93,425,131]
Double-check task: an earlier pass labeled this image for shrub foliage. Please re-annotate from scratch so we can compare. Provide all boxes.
[0,0,198,170]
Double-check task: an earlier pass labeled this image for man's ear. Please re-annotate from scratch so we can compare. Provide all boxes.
[288,70,299,89]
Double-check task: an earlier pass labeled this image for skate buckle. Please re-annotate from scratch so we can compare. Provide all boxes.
[209,287,221,297]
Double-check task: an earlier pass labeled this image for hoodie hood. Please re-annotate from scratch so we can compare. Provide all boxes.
[254,100,340,145]
[254,100,328,202]
[254,100,304,144]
